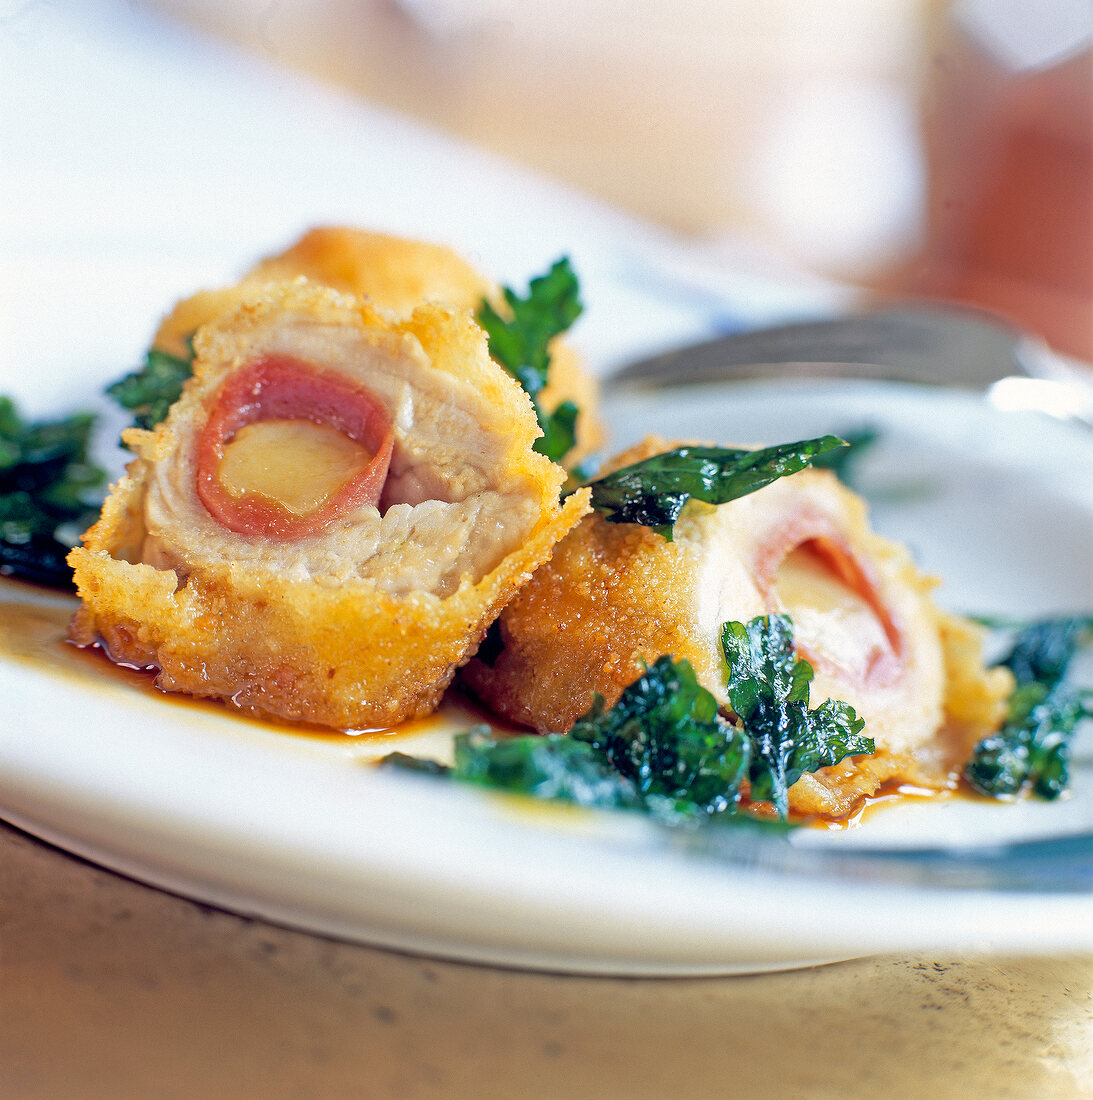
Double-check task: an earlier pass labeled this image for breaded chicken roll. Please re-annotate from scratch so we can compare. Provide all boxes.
[463,437,1011,817]
[69,281,590,729]
[153,226,602,464]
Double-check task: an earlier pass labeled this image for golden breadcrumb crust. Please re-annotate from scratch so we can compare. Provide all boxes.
[462,515,709,731]
[70,282,590,729]
[152,226,603,464]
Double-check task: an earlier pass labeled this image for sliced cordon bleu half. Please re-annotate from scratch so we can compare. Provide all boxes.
[69,280,590,729]
[463,436,1012,818]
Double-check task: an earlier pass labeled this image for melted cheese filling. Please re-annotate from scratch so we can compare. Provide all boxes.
[774,542,891,681]
[218,418,372,517]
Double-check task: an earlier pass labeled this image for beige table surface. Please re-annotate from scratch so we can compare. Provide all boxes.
[1,816,1090,1099]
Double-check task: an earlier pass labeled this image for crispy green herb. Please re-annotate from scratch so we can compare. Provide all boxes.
[721,615,872,818]
[965,682,1090,800]
[380,726,639,811]
[569,655,751,817]
[989,615,1093,688]
[106,345,194,434]
[0,396,105,587]
[965,615,1093,800]
[581,436,846,540]
[383,655,751,821]
[453,727,642,811]
[477,257,583,463]
[384,618,872,823]
[378,752,453,778]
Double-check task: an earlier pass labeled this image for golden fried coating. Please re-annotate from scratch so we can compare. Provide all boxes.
[463,437,1011,818]
[70,281,590,729]
[153,226,603,464]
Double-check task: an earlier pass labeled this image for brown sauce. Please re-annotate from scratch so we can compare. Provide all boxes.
[725,780,950,831]
[0,577,464,747]
[817,780,953,830]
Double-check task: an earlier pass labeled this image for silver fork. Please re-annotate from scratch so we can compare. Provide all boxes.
[606,304,1093,428]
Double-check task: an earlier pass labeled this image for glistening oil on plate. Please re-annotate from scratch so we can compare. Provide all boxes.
[0,577,468,759]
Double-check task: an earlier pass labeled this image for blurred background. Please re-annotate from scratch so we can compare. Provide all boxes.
[139,0,1091,361]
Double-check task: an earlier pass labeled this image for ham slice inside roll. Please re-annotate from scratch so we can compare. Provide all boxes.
[195,356,395,539]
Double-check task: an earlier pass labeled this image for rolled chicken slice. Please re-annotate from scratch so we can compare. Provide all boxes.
[153,226,603,464]
[462,437,1011,818]
[69,281,590,729]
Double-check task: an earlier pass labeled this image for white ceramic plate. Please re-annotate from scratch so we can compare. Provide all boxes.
[2,380,1092,975]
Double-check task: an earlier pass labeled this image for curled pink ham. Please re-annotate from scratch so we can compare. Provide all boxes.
[752,509,904,691]
[195,355,394,539]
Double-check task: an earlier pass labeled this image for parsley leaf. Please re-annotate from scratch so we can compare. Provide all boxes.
[477,257,583,463]
[376,752,453,779]
[581,437,846,540]
[990,615,1093,688]
[385,619,872,823]
[383,655,752,821]
[721,615,872,818]
[964,615,1093,800]
[451,727,642,811]
[965,682,1091,800]
[0,396,105,588]
[107,345,194,434]
[569,655,751,817]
